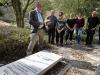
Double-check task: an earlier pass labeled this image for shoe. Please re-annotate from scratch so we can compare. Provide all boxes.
[65,41,68,45]
[26,52,32,56]
[70,41,73,45]
[56,43,58,46]
[60,44,63,46]
[97,42,100,45]
[51,42,54,44]
[88,44,93,47]
[78,42,80,44]
[85,43,88,45]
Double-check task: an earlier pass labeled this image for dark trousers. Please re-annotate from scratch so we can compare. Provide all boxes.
[66,30,74,41]
[86,29,95,44]
[56,30,65,44]
[48,28,55,44]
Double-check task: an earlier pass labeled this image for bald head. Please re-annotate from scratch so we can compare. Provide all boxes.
[92,11,97,17]
[51,10,55,16]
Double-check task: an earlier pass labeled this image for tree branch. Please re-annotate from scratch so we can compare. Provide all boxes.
[29,0,35,5]
[23,0,30,14]
[23,0,35,15]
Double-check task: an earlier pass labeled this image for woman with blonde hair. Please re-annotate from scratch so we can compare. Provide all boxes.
[65,13,76,44]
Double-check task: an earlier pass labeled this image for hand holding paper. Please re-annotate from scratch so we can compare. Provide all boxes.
[44,19,50,23]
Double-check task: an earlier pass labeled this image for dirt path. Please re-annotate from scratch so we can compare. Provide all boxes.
[0,21,16,26]
[50,42,100,75]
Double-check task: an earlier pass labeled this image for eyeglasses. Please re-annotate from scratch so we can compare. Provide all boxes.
[59,15,63,16]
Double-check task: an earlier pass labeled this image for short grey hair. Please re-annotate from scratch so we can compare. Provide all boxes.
[92,11,97,14]
[70,12,74,16]
[51,10,54,12]
[36,1,42,6]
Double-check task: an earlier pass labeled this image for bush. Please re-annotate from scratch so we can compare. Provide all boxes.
[0,8,4,17]
[0,26,51,63]
[0,26,30,61]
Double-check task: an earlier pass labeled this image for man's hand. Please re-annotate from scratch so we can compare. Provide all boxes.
[70,28,74,31]
[58,30,61,34]
[40,22,45,25]
[91,28,95,30]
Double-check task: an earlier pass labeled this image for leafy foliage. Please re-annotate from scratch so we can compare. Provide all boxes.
[52,0,100,17]
[0,7,4,16]
[0,26,30,59]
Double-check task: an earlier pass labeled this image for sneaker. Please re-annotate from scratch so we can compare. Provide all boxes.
[56,43,58,46]
[70,41,73,45]
[85,43,88,45]
[78,42,80,44]
[26,52,32,56]
[65,41,68,45]
[60,44,63,46]
[88,44,93,47]
[97,42,100,45]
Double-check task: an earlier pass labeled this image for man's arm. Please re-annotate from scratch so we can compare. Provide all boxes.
[92,18,100,30]
[29,10,40,27]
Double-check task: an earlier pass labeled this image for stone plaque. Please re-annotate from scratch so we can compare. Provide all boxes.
[0,50,62,75]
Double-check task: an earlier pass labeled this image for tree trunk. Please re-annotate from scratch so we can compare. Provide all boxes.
[11,0,35,28]
[11,0,25,28]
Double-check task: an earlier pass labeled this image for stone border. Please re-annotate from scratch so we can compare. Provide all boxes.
[57,61,72,75]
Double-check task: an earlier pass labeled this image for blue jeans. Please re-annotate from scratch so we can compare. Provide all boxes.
[76,27,82,43]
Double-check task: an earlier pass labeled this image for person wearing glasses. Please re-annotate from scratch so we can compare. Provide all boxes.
[85,11,99,47]
[56,12,66,46]
[65,13,76,44]
[27,2,45,56]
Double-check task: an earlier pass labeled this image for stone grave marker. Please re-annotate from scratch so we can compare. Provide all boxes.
[0,50,62,75]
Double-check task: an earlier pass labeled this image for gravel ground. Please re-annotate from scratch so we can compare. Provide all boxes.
[0,41,99,75]
[1,21,100,75]
[47,41,100,75]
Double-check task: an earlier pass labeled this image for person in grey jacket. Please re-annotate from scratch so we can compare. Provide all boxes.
[46,10,57,44]
[27,2,45,56]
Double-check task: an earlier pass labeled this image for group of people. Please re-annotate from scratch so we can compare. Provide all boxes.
[46,10,100,46]
[26,1,100,56]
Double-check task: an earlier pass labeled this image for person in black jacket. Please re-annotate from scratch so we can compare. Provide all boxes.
[65,13,76,44]
[46,10,57,44]
[86,11,99,46]
[27,2,45,56]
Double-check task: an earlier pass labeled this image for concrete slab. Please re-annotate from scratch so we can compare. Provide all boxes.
[0,50,62,75]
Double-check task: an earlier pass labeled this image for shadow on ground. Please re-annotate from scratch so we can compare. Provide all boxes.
[65,59,97,71]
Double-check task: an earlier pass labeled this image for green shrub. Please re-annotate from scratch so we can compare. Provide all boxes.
[0,26,30,59]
